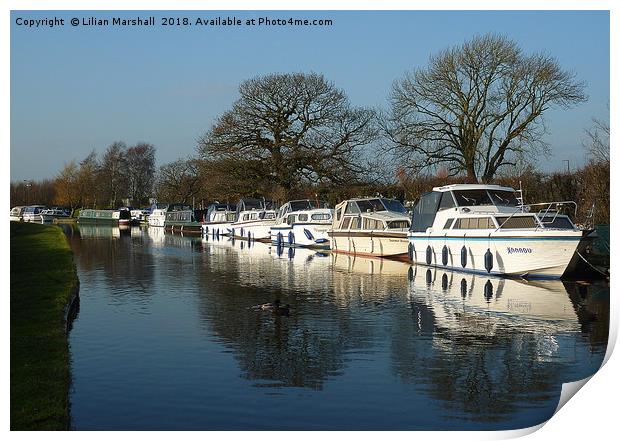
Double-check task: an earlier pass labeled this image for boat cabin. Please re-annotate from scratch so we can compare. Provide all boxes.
[206,203,237,223]
[410,184,577,233]
[332,198,410,231]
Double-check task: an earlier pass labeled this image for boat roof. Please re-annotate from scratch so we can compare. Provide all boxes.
[432,183,516,193]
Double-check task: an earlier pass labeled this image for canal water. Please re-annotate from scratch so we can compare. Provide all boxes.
[64,225,609,430]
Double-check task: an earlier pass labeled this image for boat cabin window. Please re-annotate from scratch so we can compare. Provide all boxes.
[443,218,454,229]
[264,212,276,220]
[488,190,518,207]
[386,220,410,229]
[342,217,352,229]
[335,207,342,222]
[242,214,249,221]
[453,190,493,207]
[226,213,236,222]
[453,217,494,229]
[410,191,441,232]
[345,202,360,214]
[298,214,308,222]
[357,199,386,213]
[382,199,407,213]
[311,213,331,221]
[350,217,361,229]
[363,217,382,230]
[286,214,296,225]
[438,192,456,211]
[250,213,259,220]
[495,216,539,229]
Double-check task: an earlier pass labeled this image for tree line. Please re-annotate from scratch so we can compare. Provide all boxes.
[10,34,609,224]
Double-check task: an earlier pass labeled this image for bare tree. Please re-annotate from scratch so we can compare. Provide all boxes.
[99,142,128,208]
[126,143,156,206]
[53,161,81,209]
[155,158,202,204]
[384,34,587,182]
[584,116,609,164]
[197,73,377,197]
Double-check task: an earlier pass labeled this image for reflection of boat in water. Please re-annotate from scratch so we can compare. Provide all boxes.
[76,224,130,238]
[406,266,580,338]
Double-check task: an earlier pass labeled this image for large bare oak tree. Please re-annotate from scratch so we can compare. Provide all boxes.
[384,34,587,182]
[197,73,377,197]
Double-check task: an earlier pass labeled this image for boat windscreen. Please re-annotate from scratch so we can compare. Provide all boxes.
[357,199,386,212]
[488,190,518,207]
[289,200,314,212]
[453,190,493,207]
[382,199,407,213]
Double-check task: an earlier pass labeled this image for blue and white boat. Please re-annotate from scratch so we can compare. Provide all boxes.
[201,203,237,238]
[270,200,333,249]
[407,184,585,278]
[229,198,278,242]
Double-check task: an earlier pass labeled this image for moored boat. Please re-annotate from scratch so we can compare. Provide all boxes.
[201,203,237,238]
[270,199,333,249]
[229,198,278,242]
[328,197,411,258]
[78,208,132,225]
[10,206,26,222]
[164,206,204,235]
[406,184,585,279]
[22,205,48,223]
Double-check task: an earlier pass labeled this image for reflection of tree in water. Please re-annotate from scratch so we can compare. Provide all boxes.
[390,270,608,423]
[193,246,373,390]
[564,281,610,349]
[66,225,156,304]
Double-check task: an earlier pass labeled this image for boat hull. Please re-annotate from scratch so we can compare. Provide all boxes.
[328,230,409,258]
[270,224,331,249]
[407,233,583,278]
[229,221,276,242]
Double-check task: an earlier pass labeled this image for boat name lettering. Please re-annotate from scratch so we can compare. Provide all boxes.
[506,246,533,254]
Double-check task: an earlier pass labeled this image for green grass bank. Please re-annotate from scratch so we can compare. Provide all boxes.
[10,222,79,430]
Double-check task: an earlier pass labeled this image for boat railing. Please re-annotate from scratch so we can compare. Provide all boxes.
[494,201,577,231]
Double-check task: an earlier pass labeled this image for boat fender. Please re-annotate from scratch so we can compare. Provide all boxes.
[304,228,314,240]
[460,278,467,299]
[441,245,449,266]
[240,227,244,237]
[408,242,415,262]
[248,231,252,242]
[425,245,432,265]
[205,226,209,235]
[484,280,493,302]
[484,249,493,273]
[461,246,467,268]
[289,231,295,245]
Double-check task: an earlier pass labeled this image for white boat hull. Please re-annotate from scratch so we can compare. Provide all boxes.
[329,231,409,258]
[407,233,583,278]
[230,220,276,241]
[201,222,232,237]
[270,224,331,248]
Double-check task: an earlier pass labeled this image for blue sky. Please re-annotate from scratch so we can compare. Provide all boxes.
[10,10,609,181]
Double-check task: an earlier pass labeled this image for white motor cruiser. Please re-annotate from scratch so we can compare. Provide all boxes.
[270,200,333,249]
[328,197,411,258]
[201,203,237,238]
[407,184,585,279]
[229,198,278,242]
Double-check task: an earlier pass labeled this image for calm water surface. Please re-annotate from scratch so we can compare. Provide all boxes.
[65,225,609,430]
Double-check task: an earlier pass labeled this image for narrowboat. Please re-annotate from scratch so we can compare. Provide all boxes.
[78,208,131,225]
[164,207,204,235]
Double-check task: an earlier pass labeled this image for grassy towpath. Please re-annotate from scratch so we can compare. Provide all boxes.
[11,222,79,430]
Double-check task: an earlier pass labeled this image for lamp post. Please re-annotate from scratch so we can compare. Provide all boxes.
[23,180,32,205]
